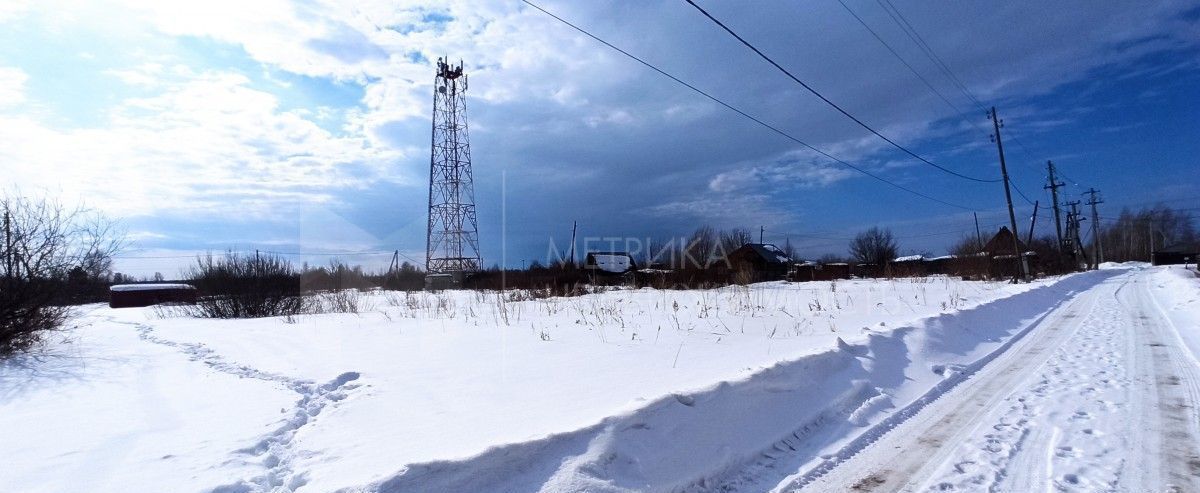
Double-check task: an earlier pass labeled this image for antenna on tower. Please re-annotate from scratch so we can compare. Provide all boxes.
[425,57,481,289]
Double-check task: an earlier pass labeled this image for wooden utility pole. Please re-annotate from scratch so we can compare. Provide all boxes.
[973,212,983,251]
[1044,160,1065,254]
[989,107,1026,282]
[759,225,764,244]
[1026,201,1039,247]
[1066,201,1087,269]
[567,220,577,267]
[1084,188,1104,268]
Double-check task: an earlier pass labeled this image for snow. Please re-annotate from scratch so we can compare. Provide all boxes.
[1147,265,1200,361]
[913,265,1200,492]
[110,283,195,292]
[1,273,1121,492]
[0,312,296,492]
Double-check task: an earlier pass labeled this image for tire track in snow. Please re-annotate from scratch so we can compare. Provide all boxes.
[1130,278,1200,491]
[784,274,1110,492]
[825,267,1200,493]
[923,284,1130,492]
[105,315,361,493]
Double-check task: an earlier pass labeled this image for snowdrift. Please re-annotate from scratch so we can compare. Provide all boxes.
[353,270,1120,493]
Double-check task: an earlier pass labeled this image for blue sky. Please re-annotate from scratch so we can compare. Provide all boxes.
[0,0,1197,277]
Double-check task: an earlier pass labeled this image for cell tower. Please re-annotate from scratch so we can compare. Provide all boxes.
[425,57,482,278]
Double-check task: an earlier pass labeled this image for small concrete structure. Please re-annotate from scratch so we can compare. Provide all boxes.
[424,273,461,290]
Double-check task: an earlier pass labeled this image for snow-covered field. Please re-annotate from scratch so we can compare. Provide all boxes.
[2,266,1197,492]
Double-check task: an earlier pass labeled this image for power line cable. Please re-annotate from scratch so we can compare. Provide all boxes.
[522,0,980,211]
[875,0,982,110]
[832,0,990,141]
[868,0,1055,196]
[682,0,1001,184]
[1009,180,1037,206]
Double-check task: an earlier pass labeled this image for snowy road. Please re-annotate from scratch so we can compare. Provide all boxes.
[791,267,1200,492]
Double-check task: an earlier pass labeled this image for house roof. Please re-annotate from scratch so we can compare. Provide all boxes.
[110,283,195,292]
[731,243,791,265]
[981,226,1028,256]
[585,252,635,273]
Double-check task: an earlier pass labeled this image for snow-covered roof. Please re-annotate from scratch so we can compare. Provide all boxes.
[992,251,1037,260]
[588,253,634,273]
[893,255,925,262]
[110,283,195,292]
[739,243,790,265]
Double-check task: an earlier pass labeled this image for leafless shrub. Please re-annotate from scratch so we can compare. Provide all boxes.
[315,288,374,315]
[1,193,124,355]
[182,251,307,318]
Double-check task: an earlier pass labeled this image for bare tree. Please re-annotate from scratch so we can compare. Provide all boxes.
[848,226,898,267]
[1096,205,1197,262]
[684,226,716,269]
[1,193,124,355]
[782,240,798,263]
[719,227,753,255]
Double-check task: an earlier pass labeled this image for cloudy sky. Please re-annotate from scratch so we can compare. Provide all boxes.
[1,0,1198,276]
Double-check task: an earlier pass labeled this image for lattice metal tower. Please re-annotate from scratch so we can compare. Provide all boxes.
[425,57,481,275]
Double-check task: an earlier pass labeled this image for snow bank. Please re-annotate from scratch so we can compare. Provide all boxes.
[1099,261,1151,269]
[352,270,1120,492]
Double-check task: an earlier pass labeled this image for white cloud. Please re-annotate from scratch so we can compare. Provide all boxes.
[639,194,793,228]
[0,0,30,22]
[2,0,1198,254]
[708,149,859,193]
[103,63,167,87]
[0,68,409,217]
[0,67,28,106]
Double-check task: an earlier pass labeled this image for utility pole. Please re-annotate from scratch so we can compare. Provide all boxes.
[567,220,577,267]
[1084,188,1104,268]
[973,212,983,251]
[1026,201,1039,247]
[759,225,764,244]
[989,107,1026,282]
[1044,161,1065,255]
[1066,201,1087,269]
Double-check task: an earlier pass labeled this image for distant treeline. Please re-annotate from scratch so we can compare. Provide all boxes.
[1091,205,1197,262]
